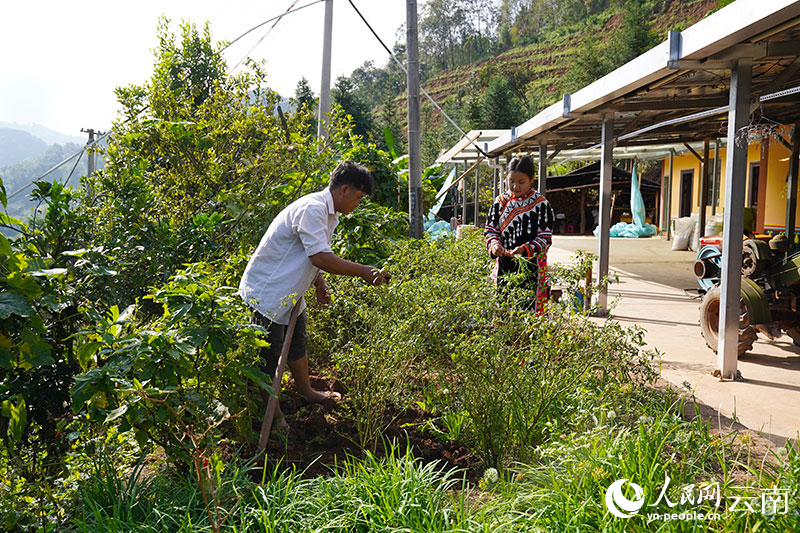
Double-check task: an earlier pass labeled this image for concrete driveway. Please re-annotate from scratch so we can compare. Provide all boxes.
[549,235,800,445]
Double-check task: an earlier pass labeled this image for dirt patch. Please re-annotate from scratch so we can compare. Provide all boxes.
[243,374,483,484]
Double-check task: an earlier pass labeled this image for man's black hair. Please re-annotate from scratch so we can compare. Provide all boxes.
[329,161,375,195]
[508,155,536,179]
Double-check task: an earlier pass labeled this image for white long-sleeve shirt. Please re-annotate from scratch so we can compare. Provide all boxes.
[239,188,338,324]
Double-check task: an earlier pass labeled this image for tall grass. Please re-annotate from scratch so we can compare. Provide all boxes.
[75,443,479,532]
[477,404,800,532]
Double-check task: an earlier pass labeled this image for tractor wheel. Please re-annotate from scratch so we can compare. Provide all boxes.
[699,285,757,356]
[786,326,800,347]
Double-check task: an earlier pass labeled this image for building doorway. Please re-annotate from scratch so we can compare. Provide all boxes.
[680,169,694,218]
[749,162,760,208]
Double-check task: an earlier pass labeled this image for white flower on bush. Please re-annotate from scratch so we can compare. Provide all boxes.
[607,410,616,422]
[483,467,499,484]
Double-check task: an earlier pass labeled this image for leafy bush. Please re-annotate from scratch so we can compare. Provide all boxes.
[310,235,493,451]
[71,261,267,466]
[311,234,658,466]
[331,199,409,267]
[451,307,659,467]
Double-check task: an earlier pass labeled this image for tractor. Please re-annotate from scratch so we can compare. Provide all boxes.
[693,233,800,355]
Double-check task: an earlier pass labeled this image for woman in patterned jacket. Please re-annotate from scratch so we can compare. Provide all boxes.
[484,155,555,313]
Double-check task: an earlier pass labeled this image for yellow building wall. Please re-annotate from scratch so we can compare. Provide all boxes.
[763,137,795,233]
[665,135,797,236]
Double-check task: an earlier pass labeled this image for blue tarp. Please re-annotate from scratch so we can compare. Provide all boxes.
[593,165,656,238]
[424,166,458,237]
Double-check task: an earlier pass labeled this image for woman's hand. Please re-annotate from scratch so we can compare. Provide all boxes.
[490,242,506,257]
[509,245,528,257]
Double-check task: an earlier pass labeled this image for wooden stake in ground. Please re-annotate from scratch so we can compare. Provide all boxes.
[257,303,301,451]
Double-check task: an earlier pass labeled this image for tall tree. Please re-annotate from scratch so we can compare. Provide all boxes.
[149,18,226,120]
[293,77,317,135]
[419,0,470,71]
[608,0,657,66]
[293,77,315,110]
[481,76,522,128]
[332,75,374,140]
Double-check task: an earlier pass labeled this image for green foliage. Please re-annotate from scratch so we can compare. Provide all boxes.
[563,0,658,93]
[292,76,317,136]
[332,75,374,141]
[0,177,121,474]
[481,76,523,128]
[332,199,408,267]
[562,35,611,93]
[71,261,266,465]
[607,0,659,67]
[86,21,366,307]
[312,234,659,467]
[452,309,658,467]
[150,18,226,120]
[310,236,493,451]
[76,442,473,532]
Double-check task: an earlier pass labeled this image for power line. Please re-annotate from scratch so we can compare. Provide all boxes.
[63,150,85,187]
[346,0,488,159]
[229,0,303,73]
[222,0,325,52]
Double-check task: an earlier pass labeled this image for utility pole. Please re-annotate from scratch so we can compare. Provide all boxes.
[407,0,423,238]
[81,128,104,197]
[317,0,334,141]
[81,128,97,177]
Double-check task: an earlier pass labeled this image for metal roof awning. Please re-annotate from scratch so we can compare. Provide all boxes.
[435,129,507,164]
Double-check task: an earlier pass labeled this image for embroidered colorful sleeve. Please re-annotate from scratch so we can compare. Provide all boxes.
[484,199,502,254]
[522,200,555,257]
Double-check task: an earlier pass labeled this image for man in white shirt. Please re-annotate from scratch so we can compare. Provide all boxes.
[239,161,390,431]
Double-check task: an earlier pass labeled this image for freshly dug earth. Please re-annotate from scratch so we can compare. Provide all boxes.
[246,374,482,483]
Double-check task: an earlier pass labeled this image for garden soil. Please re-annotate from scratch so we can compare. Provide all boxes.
[247,374,482,483]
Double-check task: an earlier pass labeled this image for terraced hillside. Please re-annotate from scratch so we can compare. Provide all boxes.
[410,0,720,150]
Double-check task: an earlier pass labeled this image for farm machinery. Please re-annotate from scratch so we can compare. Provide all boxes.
[693,233,800,355]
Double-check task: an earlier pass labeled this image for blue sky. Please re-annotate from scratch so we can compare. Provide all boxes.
[0,0,407,138]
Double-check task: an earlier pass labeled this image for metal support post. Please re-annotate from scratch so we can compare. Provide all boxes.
[317,0,333,140]
[538,141,547,194]
[493,161,498,200]
[667,149,674,240]
[698,139,710,244]
[474,163,479,224]
[711,140,720,216]
[462,161,467,224]
[597,114,614,316]
[717,58,752,380]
